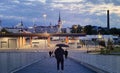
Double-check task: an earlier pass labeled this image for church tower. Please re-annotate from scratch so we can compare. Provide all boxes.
[57,12,62,33]
[107,10,110,30]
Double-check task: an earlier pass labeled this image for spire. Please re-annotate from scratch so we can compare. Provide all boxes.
[50,22,52,25]
[20,20,23,26]
[58,11,61,22]
[0,19,2,30]
[0,19,2,26]
[57,11,62,33]
[50,22,52,28]
[20,17,23,27]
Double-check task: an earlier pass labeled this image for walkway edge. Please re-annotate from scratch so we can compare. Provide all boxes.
[69,57,109,73]
[10,57,46,73]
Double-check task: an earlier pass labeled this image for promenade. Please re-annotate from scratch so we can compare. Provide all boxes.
[1,49,119,73]
[14,55,96,73]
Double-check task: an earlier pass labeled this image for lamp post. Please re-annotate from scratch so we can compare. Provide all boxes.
[98,33,103,49]
[43,14,47,19]
[33,18,37,33]
[43,31,49,49]
[43,14,47,26]
[98,33,102,39]
[43,14,47,32]
[0,19,1,27]
[43,14,47,49]
[73,25,78,49]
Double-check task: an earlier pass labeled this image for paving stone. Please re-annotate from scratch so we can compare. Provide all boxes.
[14,56,96,73]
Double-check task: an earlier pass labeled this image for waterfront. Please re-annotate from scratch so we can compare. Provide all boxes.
[0,49,120,73]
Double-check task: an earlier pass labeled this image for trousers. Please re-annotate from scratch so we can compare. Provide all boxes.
[57,59,64,70]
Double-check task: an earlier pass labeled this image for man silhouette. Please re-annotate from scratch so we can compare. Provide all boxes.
[49,51,52,57]
[64,49,68,59]
[54,46,65,71]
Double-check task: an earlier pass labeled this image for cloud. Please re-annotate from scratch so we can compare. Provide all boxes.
[0,14,26,21]
[52,0,83,3]
[0,0,120,28]
[26,0,46,4]
[12,0,20,4]
[88,3,120,15]
[49,0,120,16]
[23,2,34,6]
[38,0,46,4]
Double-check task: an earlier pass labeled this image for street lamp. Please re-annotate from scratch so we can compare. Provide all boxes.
[98,33,102,39]
[33,18,37,33]
[43,13,47,33]
[97,33,103,50]
[43,14,47,25]
[43,14,47,20]
[43,31,49,49]
[43,13,47,49]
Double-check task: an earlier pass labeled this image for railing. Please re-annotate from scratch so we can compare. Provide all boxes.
[69,51,120,73]
[0,51,47,73]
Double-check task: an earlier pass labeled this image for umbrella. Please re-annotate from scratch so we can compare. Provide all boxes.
[56,43,69,47]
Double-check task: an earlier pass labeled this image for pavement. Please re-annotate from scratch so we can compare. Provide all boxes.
[14,56,97,73]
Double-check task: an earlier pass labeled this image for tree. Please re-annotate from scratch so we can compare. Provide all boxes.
[0,28,12,34]
[71,25,82,33]
[83,25,93,34]
[110,28,118,35]
[77,25,82,33]
[98,28,108,34]
[71,25,77,33]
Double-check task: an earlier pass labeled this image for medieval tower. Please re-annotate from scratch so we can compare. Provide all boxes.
[57,12,62,33]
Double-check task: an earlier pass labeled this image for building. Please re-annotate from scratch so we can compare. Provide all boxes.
[4,21,29,33]
[35,25,59,33]
[0,33,86,49]
[0,12,86,49]
[34,12,62,33]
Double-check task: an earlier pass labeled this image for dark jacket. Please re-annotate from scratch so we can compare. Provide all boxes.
[64,50,68,56]
[55,47,65,60]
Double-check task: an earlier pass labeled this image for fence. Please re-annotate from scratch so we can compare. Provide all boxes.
[0,51,47,73]
[69,51,120,73]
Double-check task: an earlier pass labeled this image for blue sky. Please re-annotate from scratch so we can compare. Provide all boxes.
[0,0,120,28]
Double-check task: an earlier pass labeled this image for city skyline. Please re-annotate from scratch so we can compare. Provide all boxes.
[0,0,120,28]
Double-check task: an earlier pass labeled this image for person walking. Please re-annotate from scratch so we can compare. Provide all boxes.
[54,46,65,71]
[49,51,52,57]
[64,49,68,59]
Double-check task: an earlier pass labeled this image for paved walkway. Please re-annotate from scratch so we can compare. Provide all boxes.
[14,56,96,73]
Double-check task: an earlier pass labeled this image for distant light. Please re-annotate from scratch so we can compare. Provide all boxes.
[74,25,78,29]
[2,31,6,34]
[98,34,102,39]
[43,32,49,37]
[43,14,47,18]
[28,27,33,29]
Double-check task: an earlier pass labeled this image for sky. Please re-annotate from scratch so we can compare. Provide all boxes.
[0,0,120,28]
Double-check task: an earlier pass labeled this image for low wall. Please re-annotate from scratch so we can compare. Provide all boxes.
[69,51,120,73]
[0,51,47,73]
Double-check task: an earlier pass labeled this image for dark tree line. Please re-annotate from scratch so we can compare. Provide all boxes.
[71,25,82,33]
[0,28,12,34]
[71,25,120,35]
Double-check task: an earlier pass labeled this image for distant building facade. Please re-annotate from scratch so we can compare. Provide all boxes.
[34,12,62,33]
[35,25,59,33]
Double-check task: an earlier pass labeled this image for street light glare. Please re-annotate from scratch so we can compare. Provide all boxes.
[43,14,47,18]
